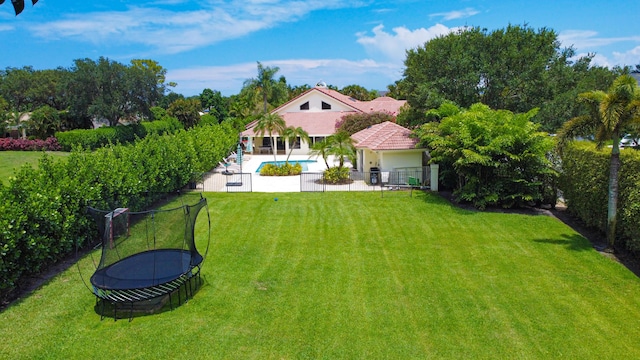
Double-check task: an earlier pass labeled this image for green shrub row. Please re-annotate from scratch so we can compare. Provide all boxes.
[0,123,237,298]
[55,118,183,151]
[559,142,640,251]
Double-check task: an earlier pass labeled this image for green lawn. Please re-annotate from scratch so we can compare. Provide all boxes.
[2,192,640,359]
[0,151,69,185]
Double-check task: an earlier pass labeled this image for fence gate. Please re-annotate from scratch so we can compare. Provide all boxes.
[202,172,252,192]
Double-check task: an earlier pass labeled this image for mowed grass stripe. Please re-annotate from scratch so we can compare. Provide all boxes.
[1,192,640,359]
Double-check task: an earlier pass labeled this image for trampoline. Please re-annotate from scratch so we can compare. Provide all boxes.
[84,193,210,320]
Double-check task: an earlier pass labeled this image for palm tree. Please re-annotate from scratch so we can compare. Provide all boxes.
[327,131,356,169]
[254,113,286,162]
[244,62,281,114]
[557,74,640,249]
[309,138,331,169]
[282,126,310,163]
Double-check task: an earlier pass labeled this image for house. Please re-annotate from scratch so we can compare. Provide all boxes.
[241,84,406,156]
[351,121,425,173]
[351,121,438,190]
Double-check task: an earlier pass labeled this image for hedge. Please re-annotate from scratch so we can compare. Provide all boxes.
[55,118,183,151]
[0,123,237,299]
[559,142,640,251]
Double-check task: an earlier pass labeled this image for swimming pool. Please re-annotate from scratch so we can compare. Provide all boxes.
[256,160,317,172]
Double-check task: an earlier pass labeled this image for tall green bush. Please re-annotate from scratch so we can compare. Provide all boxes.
[55,119,183,151]
[0,122,236,298]
[416,103,556,209]
[560,142,640,251]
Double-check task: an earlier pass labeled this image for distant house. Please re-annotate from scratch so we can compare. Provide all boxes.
[241,84,406,157]
[3,113,30,139]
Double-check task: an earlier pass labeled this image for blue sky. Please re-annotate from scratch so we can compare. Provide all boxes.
[1,0,640,97]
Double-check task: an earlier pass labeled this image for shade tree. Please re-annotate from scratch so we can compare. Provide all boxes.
[400,24,621,131]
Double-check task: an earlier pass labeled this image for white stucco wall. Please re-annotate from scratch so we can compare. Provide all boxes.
[380,150,423,170]
[276,92,355,114]
[358,149,423,172]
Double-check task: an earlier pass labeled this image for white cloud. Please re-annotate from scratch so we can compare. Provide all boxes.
[573,52,613,68]
[613,46,640,67]
[0,24,14,32]
[168,58,402,96]
[429,7,479,21]
[28,1,364,54]
[559,30,640,51]
[356,24,462,62]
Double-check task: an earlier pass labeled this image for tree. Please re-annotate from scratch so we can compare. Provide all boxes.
[386,79,409,100]
[167,98,201,129]
[309,138,331,169]
[556,74,640,248]
[335,111,394,135]
[200,88,228,123]
[282,126,310,163]
[158,92,185,109]
[243,62,288,114]
[1,0,37,15]
[28,105,62,139]
[288,84,312,99]
[401,24,612,129]
[127,59,166,118]
[0,66,35,112]
[65,57,166,127]
[130,59,171,92]
[327,131,356,169]
[340,84,378,101]
[416,103,555,209]
[253,113,286,162]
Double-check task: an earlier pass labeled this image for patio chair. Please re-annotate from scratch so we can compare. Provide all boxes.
[408,176,421,188]
[218,161,240,174]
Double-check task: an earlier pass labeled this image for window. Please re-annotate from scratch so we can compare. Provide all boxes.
[300,101,309,110]
[322,101,331,110]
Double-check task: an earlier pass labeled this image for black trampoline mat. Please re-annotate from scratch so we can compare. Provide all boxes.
[90,249,202,290]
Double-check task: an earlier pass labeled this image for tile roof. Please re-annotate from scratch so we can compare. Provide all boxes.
[243,111,357,137]
[351,121,420,150]
[243,86,407,137]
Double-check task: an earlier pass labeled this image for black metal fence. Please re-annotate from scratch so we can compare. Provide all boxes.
[201,172,252,192]
[201,167,431,193]
[301,168,431,193]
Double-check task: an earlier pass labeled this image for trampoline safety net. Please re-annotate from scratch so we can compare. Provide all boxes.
[85,193,210,319]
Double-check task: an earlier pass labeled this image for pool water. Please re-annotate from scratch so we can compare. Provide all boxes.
[256,160,317,172]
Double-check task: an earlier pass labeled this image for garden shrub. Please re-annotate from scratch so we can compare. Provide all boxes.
[559,142,640,251]
[416,103,556,209]
[0,137,61,151]
[323,166,351,184]
[0,122,237,299]
[260,163,303,176]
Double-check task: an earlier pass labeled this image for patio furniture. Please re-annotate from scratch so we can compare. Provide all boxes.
[408,176,421,188]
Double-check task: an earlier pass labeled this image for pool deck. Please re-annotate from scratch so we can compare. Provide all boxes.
[203,154,344,192]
